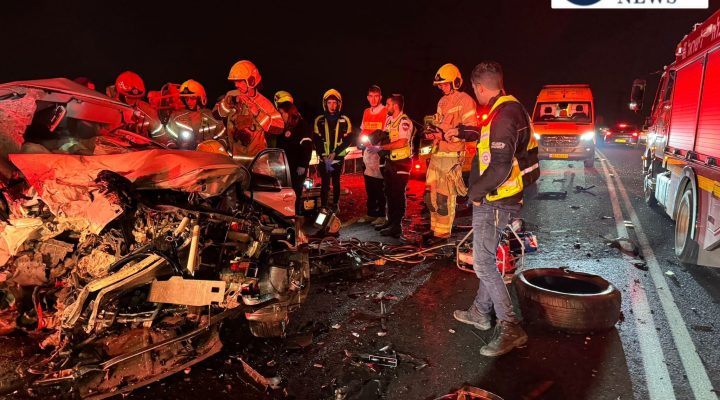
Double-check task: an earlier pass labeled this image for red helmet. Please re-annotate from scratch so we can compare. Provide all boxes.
[115,71,145,98]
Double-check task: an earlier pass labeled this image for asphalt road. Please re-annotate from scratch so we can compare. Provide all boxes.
[5,144,720,400]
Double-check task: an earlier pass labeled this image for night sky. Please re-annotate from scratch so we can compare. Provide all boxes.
[1,1,718,127]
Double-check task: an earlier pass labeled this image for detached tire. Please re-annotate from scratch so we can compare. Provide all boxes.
[515,268,621,334]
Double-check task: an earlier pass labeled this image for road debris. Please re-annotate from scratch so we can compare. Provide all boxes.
[570,205,581,210]
[691,325,714,332]
[632,260,648,271]
[332,323,341,329]
[574,185,597,196]
[602,235,641,257]
[535,191,568,200]
[521,380,554,400]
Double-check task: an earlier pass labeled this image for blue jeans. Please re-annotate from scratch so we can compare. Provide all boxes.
[471,202,521,323]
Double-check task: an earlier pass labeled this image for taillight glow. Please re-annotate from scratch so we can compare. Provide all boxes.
[632,132,638,137]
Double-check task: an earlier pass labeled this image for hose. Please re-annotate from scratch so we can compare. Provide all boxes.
[309,237,455,266]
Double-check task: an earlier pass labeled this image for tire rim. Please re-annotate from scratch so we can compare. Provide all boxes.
[675,194,690,255]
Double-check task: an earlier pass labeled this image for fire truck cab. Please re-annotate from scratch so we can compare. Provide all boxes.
[637,10,720,267]
[532,84,596,168]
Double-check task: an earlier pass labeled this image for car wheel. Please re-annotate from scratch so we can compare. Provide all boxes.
[675,186,697,263]
[514,268,621,334]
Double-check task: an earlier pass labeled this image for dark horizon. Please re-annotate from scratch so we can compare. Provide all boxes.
[1,1,718,127]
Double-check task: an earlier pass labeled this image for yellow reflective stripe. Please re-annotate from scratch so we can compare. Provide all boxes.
[462,109,477,121]
[697,175,715,193]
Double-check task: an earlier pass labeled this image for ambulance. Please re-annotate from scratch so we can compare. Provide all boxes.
[532,84,596,168]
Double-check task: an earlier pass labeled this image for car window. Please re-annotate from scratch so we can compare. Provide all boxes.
[251,150,290,187]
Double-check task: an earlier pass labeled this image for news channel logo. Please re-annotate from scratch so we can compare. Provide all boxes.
[552,0,708,8]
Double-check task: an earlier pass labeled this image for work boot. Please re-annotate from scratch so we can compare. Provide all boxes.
[380,224,402,238]
[371,217,387,226]
[424,234,449,247]
[480,321,528,357]
[375,220,392,231]
[453,307,491,331]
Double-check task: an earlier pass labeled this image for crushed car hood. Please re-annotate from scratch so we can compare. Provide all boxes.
[9,149,246,232]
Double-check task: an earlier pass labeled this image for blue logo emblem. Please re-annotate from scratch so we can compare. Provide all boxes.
[567,0,602,4]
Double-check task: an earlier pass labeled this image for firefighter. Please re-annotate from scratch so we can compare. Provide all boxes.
[358,85,388,226]
[274,91,313,214]
[163,79,226,150]
[445,61,539,357]
[312,89,353,213]
[366,94,412,238]
[213,60,283,157]
[111,71,162,138]
[424,63,478,245]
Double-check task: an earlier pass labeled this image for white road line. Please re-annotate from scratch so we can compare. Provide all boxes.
[596,152,677,400]
[599,150,718,400]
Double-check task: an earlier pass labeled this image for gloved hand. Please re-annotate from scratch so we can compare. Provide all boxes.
[296,167,306,175]
[366,145,382,153]
[324,159,335,173]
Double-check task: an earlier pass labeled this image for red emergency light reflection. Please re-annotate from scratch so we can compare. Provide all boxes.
[415,163,421,170]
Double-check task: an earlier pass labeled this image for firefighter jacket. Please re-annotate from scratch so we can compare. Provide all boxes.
[163,108,226,150]
[384,113,412,161]
[361,105,388,179]
[276,117,313,173]
[434,91,478,153]
[457,94,539,205]
[213,90,283,156]
[312,113,353,161]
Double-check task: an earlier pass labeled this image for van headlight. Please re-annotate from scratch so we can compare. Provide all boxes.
[533,133,541,140]
[419,146,432,155]
[581,131,595,141]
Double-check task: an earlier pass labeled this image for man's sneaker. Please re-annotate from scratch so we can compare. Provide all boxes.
[371,217,387,226]
[380,225,402,238]
[453,308,491,331]
[375,221,392,231]
[480,321,528,357]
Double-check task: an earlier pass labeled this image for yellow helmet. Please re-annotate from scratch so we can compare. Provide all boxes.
[196,140,229,155]
[228,60,261,87]
[273,90,294,108]
[433,63,463,90]
[179,79,207,105]
[322,88,342,111]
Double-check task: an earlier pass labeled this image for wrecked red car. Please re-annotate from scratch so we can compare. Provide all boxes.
[0,79,309,398]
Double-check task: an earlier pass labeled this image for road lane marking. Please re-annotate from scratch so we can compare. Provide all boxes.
[596,151,677,400]
[599,150,718,400]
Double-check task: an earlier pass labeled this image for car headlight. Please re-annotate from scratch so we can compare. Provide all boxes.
[580,131,595,141]
[533,133,541,140]
[419,146,432,155]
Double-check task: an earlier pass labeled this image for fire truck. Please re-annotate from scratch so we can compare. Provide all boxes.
[635,9,720,267]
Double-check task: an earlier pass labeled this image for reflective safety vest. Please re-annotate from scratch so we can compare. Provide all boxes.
[478,95,539,202]
[386,113,412,161]
[321,116,352,157]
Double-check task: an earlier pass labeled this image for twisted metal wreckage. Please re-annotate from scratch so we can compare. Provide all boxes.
[0,79,310,398]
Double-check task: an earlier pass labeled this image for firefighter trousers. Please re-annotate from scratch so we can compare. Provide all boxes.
[425,152,467,237]
[319,160,343,208]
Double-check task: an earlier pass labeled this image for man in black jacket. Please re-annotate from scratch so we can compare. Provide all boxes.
[445,61,539,357]
[275,93,313,215]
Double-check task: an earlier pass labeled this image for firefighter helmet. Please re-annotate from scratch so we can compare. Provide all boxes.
[322,88,342,111]
[115,71,145,98]
[179,79,207,105]
[273,90,294,108]
[228,60,261,88]
[433,63,463,90]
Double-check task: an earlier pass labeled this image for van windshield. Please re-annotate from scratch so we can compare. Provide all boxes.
[533,102,592,123]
